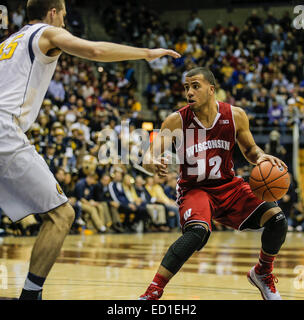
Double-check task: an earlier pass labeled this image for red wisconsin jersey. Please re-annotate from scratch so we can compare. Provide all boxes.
[176,101,236,198]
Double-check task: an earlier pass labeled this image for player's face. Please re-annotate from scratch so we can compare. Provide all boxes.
[184,74,214,111]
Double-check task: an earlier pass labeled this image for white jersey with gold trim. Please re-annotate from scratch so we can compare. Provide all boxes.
[0,23,60,132]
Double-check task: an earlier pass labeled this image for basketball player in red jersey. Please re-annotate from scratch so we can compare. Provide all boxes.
[139,67,288,300]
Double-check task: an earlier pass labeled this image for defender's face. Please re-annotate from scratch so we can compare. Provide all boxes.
[57,6,66,28]
[184,74,214,111]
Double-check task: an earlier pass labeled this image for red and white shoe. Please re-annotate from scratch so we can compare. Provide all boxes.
[247,267,282,300]
[139,284,163,300]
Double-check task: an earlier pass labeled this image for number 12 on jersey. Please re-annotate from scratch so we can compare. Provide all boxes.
[196,156,222,182]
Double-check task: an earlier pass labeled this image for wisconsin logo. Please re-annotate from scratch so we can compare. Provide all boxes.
[219,120,229,124]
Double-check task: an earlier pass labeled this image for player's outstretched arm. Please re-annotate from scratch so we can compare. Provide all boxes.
[143,113,182,176]
[39,27,181,62]
[233,106,287,168]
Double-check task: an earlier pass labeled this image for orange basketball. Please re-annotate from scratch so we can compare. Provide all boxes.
[249,160,290,202]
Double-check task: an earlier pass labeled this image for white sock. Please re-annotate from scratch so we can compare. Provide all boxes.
[24,277,42,291]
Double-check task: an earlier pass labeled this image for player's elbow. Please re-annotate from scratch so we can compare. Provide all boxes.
[86,44,107,62]
[84,45,104,60]
[93,46,106,60]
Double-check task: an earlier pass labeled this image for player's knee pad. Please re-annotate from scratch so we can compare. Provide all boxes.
[261,211,288,255]
[161,224,209,274]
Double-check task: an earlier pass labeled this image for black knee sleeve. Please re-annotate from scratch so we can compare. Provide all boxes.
[161,224,209,274]
[261,211,288,255]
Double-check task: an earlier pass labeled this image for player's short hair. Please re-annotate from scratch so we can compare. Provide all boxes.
[27,0,65,21]
[185,67,216,86]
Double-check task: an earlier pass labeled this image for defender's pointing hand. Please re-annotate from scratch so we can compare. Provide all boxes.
[146,48,181,62]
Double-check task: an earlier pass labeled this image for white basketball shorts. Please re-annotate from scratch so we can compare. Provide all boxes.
[0,113,68,222]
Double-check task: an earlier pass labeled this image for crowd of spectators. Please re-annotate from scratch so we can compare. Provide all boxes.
[0,2,303,236]
[0,0,85,41]
[100,2,304,131]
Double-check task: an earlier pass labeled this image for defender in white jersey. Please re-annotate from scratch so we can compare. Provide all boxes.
[0,0,180,300]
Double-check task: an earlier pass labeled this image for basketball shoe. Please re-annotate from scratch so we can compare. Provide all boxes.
[139,284,163,300]
[19,289,42,300]
[247,267,282,300]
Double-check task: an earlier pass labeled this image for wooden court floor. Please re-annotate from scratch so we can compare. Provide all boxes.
[0,230,304,300]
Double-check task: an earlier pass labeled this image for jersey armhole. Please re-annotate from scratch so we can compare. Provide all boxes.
[230,105,237,143]
[31,26,61,64]
[174,111,184,153]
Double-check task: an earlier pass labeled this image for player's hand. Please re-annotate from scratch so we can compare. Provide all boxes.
[146,48,181,62]
[153,156,169,177]
[257,154,288,169]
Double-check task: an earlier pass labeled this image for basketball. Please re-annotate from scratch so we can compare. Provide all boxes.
[249,161,290,202]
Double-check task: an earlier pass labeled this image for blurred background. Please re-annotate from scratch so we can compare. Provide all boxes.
[0,0,303,236]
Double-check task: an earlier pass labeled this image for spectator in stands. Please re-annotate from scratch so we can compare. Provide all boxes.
[109,170,145,232]
[164,175,177,201]
[185,36,203,61]
[12,4,25,28]
[134,175,169,232]
[268,99,285,128]
[91,173,125,233]
[61,169,77,210]
[175,34,189,55]
[44,142,63,174]
[245,9,263,33]
[252,88,269,128]
[47,72,66,104]
[28,123,46,155]
[187,10,204,34]
[145,74,161,109]
[122,174,151,232]
[145,176,180,230]
[74,172,108,233]
[270,36,285,57]
[264,130,287,164]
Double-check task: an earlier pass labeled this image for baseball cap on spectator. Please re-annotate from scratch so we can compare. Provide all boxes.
[54,128,65,136]
[70,122,81,132]
[60,105,69,113]
[43,99,52,106]
[52,122,63,129]
[57,108,66,114]
[30,123,41,133]
[65,111,77,123]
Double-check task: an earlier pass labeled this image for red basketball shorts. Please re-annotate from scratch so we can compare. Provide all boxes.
[178,177,265,231]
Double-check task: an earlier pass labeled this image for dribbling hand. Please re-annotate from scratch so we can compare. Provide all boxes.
[257,154,287,169]
[153,156,169,177]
